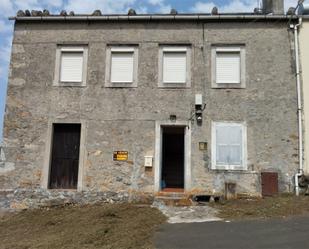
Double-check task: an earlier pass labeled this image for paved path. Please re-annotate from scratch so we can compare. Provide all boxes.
[154,216,309,249]
[153,202,221,223]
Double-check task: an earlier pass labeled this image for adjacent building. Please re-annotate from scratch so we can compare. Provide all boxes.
[0,0,302,206]
[299,11,309,176]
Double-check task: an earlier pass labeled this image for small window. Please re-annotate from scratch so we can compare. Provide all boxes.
[211,46,245,88]
[211,122,247,170]
[159,46,191,88]
[54,46,88,87]
[60,52,83,82]
[105,46,138,87]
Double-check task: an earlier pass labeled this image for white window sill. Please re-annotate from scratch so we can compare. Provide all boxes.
[217,81,240,84]
[212,82,244,89]
[53,82,86,87]
[111,81,134,84]
[210,169,258,174]
[159,82,190,88]
[105,82,137,88]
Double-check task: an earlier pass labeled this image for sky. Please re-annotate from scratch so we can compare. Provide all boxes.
[0,0,299,142]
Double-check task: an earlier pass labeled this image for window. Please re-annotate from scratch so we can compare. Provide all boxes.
[105,46,138,87]
[211,46,246,88]
[158,46,191,88]
[54,45,88,86]
[211,122,247,170]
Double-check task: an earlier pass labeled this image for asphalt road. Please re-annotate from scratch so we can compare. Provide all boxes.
[154,216,309,249]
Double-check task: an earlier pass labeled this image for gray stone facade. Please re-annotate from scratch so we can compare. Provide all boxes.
[0,17,299,208]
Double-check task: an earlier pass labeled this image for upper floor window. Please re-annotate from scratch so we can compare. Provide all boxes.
[105,46,138,88]
[211,46,246,88]
[211,122,247,170]
[54,45,88,87]
[158,46,191,88]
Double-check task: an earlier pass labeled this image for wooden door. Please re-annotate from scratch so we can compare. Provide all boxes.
[49,124,81,189]
[162,127,185,189]
[261,172,278,196]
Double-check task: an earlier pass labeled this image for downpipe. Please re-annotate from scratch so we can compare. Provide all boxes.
[292,17,304,196]
[295,172,302,196]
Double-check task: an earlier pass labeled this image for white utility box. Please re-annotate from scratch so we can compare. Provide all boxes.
[195,94,203,105]
[144,156,153,167]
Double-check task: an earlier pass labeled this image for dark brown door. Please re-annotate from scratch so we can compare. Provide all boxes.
[161,127,185,189]
[261,172,278,196]
[49,124,81,189]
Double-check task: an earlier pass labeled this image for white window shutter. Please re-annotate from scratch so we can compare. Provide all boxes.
[216,52,240,84]
[216,124,243,167]
[163,52,186,83]
[111,52,134,83]
[60,52,83,82]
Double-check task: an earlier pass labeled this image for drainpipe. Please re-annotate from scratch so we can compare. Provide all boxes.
[292,17,303,196]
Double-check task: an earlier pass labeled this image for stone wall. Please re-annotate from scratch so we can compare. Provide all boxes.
[0,189,135,210]
[0,19,298,208]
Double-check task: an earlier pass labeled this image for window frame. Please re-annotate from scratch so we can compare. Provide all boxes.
[105,45,138,88]
[211,121,247,171]
[53,45,88,87]
[158,45,191,88]
[211,46,246,89]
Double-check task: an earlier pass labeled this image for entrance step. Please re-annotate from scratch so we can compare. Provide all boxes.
[155,191,192,206]
[157,192,185,198]
[154,196,193,206]
[154,193,224,207]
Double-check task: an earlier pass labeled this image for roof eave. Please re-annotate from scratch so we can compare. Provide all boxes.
[8,14,298,22]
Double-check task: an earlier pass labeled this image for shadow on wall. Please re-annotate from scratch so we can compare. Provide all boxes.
[0,145,5,162]
[0,145,15,174]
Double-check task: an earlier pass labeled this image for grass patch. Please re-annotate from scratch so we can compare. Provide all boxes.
[210,194,309,220]
[0,203,166,249]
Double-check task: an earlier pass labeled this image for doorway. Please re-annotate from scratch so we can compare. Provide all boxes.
[161,126,185,190]
[49,123,81,189]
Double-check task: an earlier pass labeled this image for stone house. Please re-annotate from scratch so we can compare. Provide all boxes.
[299,10,309,175]
[0,0,302,206]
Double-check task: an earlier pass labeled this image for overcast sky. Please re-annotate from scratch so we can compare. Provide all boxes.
[0,0,299,142]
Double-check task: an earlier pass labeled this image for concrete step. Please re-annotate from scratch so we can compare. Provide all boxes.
[154,193,224,206]
[154,197,193,206]
[157,192,186,198]
[154,192,192,206]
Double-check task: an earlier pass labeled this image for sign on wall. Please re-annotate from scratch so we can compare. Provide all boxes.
[113,151,128,161]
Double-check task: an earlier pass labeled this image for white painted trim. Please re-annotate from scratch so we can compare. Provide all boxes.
[211,121,247,171]
[41,122,53,189]
[41,119,87,191]
[61,47,85,52]
[154,122,161,192]
[158,45,191,88]
[105,45,138,88]
[77,121,87,191]
[154,120,191,192]
[162,47,188,52]
[216,47,241,52]
[53,45,88,87]
[184,123,192,190]
[111,47,135,52]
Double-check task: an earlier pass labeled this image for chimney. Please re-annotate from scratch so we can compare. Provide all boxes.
[262,0,284,14]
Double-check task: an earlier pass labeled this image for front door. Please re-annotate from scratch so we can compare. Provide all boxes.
[161,126,185,190]
[49,123,81,189]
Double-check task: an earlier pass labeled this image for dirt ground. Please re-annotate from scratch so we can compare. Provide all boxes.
[210,194,309,220]
[0,204,166,249]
